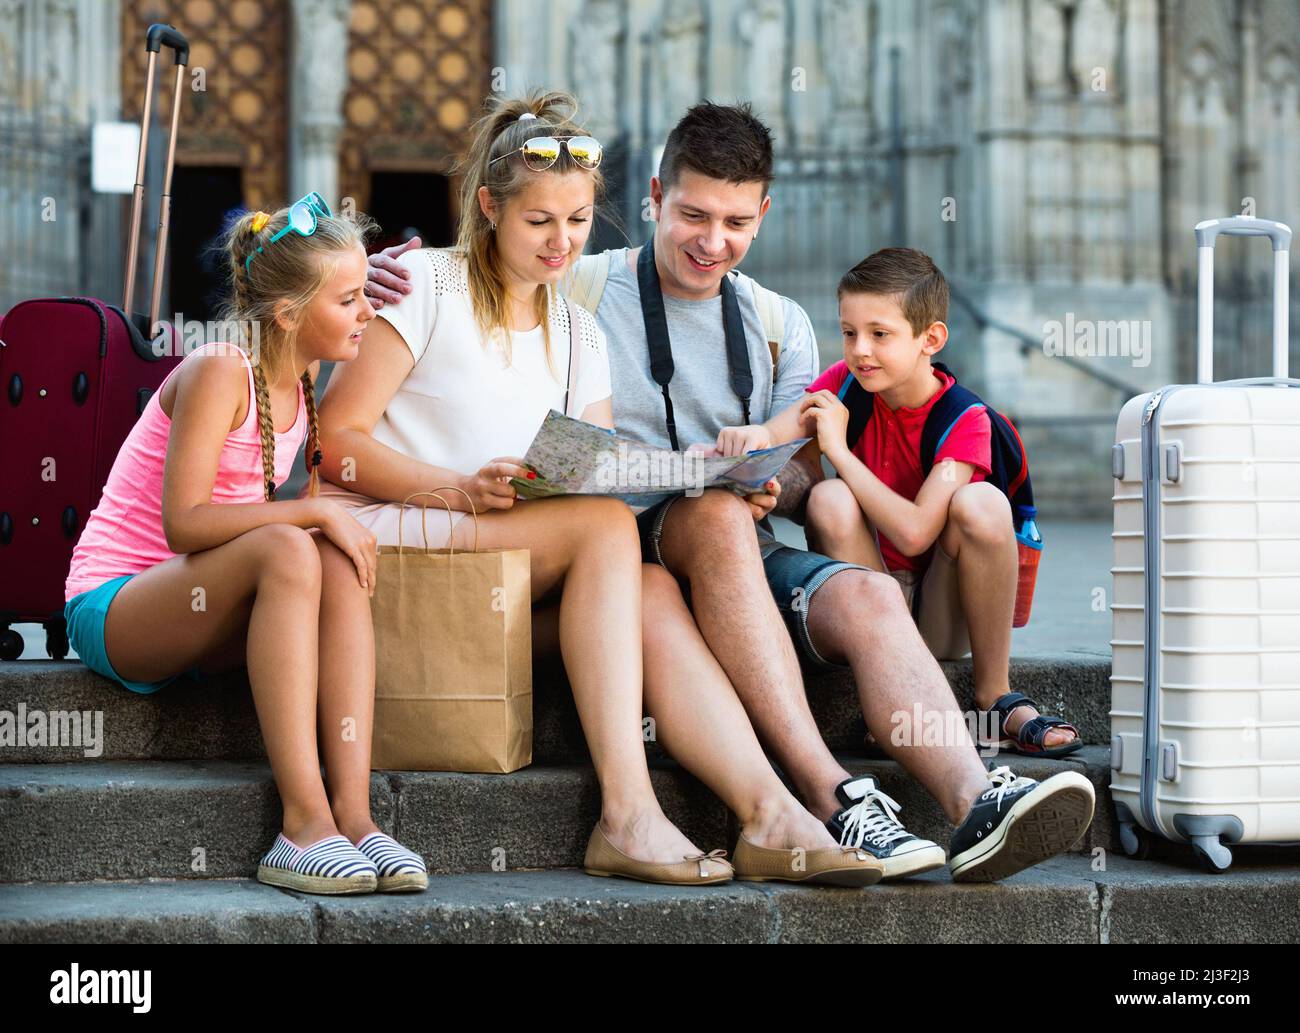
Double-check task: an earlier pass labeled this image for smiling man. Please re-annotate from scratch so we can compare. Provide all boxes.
[365,101,1094,883]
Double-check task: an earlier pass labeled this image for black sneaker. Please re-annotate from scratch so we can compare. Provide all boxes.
[826,775,947,880]
[949,766,1095,882]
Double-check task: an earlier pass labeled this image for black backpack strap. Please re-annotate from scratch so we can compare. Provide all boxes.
[636,237,679,450]
[838,369,874,449]
[920,364,1034,531]
[721,273,753,426]
[919,381,986,474]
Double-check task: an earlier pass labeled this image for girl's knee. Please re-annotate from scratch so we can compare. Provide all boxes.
[314,530,369,581]
[247,525,322,587]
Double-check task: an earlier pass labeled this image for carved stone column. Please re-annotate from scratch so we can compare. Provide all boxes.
[289,0,351,206]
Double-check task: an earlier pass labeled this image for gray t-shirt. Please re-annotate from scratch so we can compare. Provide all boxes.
[570,246,821,551]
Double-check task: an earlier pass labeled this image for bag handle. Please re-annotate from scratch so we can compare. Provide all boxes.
[396,487,480,557]
[1194,216,1291,384]
[124,24,190,333]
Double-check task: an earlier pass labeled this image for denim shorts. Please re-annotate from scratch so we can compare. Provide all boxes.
[64,574,182,695]
[636,493,867,669]
[761,545,869,669]
[635,495,681,566]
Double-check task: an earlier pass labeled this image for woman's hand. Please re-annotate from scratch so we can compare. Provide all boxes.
[363,236,423,309]
[461,457,534,512]
[315,500,379,596]
[799,391,851,460]
[715,424,773,457]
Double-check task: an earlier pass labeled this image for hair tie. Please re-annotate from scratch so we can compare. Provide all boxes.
[250,211,271,234]
[266,479,277,500]
[518,112,538,122]
[311,449,323,468]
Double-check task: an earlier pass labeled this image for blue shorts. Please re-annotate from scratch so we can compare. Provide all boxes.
[636,495,867,670]
[64,575,183,695]
[761,545,868,669]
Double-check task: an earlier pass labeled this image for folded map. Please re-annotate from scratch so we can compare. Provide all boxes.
[509,410,811,505]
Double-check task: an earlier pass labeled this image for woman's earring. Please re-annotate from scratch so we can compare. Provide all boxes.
[489,220,497,231]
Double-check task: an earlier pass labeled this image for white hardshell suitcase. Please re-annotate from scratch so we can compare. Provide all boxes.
[1110,215,1300,872]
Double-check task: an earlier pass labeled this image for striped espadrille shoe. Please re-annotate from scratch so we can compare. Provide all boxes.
[355,832,428,892]
[257,833,378,895]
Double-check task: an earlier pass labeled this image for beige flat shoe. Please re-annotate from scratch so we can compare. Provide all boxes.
[583,825,734,886]
[732,834,885,887]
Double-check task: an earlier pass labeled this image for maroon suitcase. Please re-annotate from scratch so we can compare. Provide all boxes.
[0,24,190,660]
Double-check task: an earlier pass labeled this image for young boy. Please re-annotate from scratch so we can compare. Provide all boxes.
[733,247,1080,757]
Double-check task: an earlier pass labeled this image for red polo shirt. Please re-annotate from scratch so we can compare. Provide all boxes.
[806,361,992,572]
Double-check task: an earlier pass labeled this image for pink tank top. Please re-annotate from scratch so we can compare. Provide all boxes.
[65,346,307,600]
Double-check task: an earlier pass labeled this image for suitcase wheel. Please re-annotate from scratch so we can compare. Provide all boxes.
[1190,836,1232,874]
[44,620,69,662]
[0,627,23,662]
[1118,821,1152,860]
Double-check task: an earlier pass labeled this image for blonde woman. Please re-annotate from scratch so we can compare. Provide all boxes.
[318,90,881,887]
[63,196,427,895]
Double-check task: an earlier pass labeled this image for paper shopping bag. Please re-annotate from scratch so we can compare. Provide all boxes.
[370,489,532,773]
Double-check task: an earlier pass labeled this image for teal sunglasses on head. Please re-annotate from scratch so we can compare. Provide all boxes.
[244,191,332,275]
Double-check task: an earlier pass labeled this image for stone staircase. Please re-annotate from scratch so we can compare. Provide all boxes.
[3,654,1299,943]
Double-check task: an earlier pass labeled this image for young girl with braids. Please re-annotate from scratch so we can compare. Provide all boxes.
[63,197,428,895]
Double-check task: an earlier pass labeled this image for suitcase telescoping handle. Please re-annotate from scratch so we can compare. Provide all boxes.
[1194,216,1292,384]
[122,23,190,336]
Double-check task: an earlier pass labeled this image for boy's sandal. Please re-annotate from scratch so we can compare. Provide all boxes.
[583,825,733,885]
[731,834,885,887]
[256,833,378,895]
[981,691,1083,758]
[356,831,429,893]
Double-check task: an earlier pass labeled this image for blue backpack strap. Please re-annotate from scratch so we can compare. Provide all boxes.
[920,362,1035,532]
[838,370,874,450]
[919,364,986,474]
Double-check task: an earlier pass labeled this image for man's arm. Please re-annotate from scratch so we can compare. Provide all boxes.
[770,438,823,523]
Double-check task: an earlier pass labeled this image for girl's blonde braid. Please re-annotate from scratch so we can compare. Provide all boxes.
[300,370,321,497]
[251,361,278,501]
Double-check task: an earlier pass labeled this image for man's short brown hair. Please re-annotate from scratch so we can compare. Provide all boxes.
[658,101,774,195]
[838,247,949,335]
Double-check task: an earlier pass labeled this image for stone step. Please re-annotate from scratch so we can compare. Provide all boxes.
[0,651,1111,765]
[0,749,1117,884]
[4,852,1300,944]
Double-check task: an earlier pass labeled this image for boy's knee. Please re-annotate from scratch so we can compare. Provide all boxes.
[947,482,1011,543]
[807,478,860,536]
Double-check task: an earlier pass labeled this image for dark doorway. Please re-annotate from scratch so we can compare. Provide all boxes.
[169,164,244,328]
[366,171,453,251]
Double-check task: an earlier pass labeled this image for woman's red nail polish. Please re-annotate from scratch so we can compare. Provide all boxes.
[527,472,536,479]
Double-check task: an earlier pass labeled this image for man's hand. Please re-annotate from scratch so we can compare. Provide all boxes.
[743,478,780,521]
[363,236,423,309]
[715,424,773,457]
[799,390,851,459]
